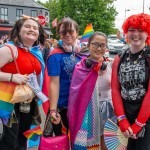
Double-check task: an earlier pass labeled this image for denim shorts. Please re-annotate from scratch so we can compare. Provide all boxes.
[99,100,117,136]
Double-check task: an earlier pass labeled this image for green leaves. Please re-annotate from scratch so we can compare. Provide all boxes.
[39,0,118,38]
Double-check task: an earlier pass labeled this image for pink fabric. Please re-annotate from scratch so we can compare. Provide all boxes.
[42,48,65,115]
[68,58,101,144]
[38,134,69,150]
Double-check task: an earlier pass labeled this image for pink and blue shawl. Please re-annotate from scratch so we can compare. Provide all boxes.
[68,58,101,149]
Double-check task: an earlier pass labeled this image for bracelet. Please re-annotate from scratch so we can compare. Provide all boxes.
[135,119,145,127]
[10,74,13,82]
[117,115,126,122]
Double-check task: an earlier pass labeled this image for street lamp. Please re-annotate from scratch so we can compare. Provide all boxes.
[143,0,145,13]
[124,9,130,21]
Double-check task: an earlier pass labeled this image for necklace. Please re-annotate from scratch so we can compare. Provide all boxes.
[126,47,146,64]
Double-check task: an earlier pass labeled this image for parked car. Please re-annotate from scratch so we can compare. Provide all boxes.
[108,34,118,40]
[107,39,126,54]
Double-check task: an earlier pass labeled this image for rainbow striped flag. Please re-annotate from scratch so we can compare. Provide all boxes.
[0,81,16,119]
[23,126,42,141]
[80,23,94,43]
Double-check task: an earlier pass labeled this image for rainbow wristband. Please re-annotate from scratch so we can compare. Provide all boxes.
[135,119,145,127]
[117,115,126,122]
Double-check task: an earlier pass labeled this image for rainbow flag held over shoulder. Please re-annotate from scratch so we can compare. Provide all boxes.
[23,126,42,141]
[80,23,94,43]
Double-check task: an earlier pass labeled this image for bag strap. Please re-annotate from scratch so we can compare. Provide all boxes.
[43,111,51,130]
[5,44,20,74]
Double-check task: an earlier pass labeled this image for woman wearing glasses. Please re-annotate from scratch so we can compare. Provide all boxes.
[47,17,82,136]
[68,32,116,150]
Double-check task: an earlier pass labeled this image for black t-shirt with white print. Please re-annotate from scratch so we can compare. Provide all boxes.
[118,48,149,121]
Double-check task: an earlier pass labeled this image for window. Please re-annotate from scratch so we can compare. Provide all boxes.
[31,10,37,17]
[45,12,49,22]
[1,7,8,20]
[16,9,23,20]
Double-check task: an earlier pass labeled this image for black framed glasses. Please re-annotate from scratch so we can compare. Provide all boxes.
[91,42,107,50]
[59,29,75,36]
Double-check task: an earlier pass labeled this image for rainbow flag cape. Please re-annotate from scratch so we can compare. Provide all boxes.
[23,126,42,141]
[80,23,94,43]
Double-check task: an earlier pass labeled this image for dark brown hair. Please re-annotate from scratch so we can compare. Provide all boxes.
[88,32,107,44]
[56,17,79,35]
[9,18,47,46]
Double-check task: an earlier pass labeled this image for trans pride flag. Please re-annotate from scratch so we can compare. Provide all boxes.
[80,23,94,43]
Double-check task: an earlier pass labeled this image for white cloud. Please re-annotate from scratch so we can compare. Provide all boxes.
[114,0,150,31]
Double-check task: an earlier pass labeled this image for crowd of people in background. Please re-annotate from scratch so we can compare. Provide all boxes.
[0,12,150,150]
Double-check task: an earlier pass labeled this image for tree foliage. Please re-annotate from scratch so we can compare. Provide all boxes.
[38,0,118,38]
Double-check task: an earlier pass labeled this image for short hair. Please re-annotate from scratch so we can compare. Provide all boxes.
[122,13,150,45]
[9,17,47,46]
[56,17,79,35]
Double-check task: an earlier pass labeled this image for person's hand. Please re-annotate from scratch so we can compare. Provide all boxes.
[118,118,130,132]
[123,126,137,139]
[130,123,143,139]
[50,111,61,125]
[12,73,29,84]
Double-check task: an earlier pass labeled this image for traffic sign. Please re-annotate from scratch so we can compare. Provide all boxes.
[37,15,46,26]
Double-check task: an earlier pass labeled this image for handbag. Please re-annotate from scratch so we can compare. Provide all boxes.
[10,84,35,104]
[38,111,70,150]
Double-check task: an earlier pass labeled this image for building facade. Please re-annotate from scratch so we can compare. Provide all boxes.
[0,0,51,39]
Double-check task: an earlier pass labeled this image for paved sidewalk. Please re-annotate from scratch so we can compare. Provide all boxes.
[28,105,46,150]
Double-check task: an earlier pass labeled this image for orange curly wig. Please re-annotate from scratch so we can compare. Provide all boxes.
[122,13,150,45]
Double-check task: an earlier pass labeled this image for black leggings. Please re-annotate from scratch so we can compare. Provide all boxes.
[0,101,35,150]
[52,108,68,136]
